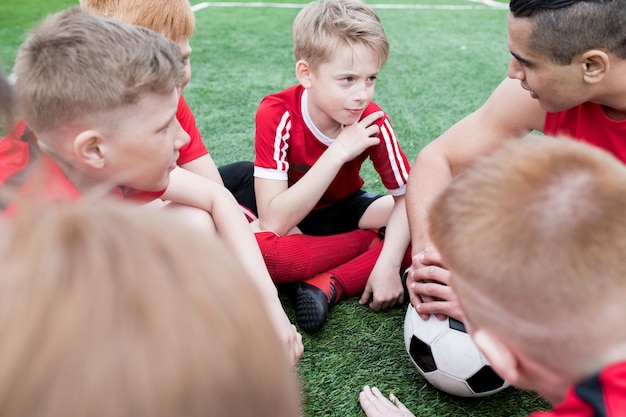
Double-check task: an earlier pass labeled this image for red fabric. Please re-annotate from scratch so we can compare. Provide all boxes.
[3,155,83,218]
[544,103,626,164]
[326,241,384,298]
[176,94,209,164]
[254,85,410,210]
[529,362,626,417]
[0,120,30,184]
[255,229,378,284]
[0,124,124,216]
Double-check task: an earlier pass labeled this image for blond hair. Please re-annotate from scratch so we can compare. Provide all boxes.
[13,7,185,134]
[0,200,301,417]
[80,0,195,41]
[429,136,626,368]
[292,0,389,70]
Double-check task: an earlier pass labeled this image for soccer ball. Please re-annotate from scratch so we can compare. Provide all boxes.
[403,305,509,397]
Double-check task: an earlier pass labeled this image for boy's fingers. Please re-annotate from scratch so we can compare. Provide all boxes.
[360,110,384,126]
[359,287,373,305]
[388,393,411,412]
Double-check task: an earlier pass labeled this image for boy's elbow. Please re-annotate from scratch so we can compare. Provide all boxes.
[258,217,291,236]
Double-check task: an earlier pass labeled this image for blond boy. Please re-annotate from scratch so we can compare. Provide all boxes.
[80,0,221,183]
[253,0,412,332]
[360,137,626,416]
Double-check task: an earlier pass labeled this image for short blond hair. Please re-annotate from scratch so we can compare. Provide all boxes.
[0,200,301,417]
[429,136,626,367]
[292,0,389,70]
[80,0,195,42]
[13,7,185,134]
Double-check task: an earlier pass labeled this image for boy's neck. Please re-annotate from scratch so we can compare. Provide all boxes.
[301,89,343,140]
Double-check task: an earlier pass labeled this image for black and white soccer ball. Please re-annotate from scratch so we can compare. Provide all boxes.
[403,305,509,397]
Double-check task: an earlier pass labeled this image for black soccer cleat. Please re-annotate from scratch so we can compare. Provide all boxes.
[294,281,336,333]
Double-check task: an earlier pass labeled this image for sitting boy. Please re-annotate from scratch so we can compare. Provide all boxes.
[253,0,412,332]
[79,0,222,184]
[2,7,302,364]
[359,136,626,416]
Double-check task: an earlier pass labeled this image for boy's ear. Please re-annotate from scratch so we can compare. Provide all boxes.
[580,49,609,84]
[472,329,522,386]
[74,130,106,169]
[295,59,313,88]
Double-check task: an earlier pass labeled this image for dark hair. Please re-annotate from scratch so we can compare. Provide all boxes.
[509,0,626,65]
[0,69,16,134]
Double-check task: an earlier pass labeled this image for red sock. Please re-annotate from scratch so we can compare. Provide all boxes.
[255,229,379,285]
[302,242,413,302]
[300,272,341,304]
[401,244,412,271]
[328,242,384,298]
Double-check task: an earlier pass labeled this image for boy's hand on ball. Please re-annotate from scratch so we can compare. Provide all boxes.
[409,247,464,322]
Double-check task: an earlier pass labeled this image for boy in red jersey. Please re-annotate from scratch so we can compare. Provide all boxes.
[361,137,626,416]
[253,0,412,332]
[79,0,222,184]
[405,0,626,324]
[2,7,303,365]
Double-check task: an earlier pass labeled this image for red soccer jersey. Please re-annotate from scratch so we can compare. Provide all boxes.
[176,94,209,165]
[529,361,626,417]
[254,85,410,210]
[544,103,626,164]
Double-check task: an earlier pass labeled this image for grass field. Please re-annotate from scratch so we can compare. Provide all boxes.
[0,0,551,415]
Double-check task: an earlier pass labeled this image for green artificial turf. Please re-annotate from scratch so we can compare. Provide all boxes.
[1,1,551,415]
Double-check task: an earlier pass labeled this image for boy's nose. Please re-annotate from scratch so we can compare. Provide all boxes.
[174,121,190,150]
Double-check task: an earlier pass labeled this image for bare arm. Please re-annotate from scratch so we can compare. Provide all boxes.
[162,167,303,364]
[179,153,224,186]
[359,195,411,311]
[407,77,545,253]
[406,77,545,319]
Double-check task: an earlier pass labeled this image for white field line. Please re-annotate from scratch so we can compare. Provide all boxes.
[2,1,506,85]
[190,1,508,12]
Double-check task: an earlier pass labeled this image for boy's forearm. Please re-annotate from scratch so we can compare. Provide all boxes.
[179,154,224,186]
[163,168,278,298]
[377,196,411,270]
[258,149,344,234]
[211,195,279,299]
[405,147,453,256]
